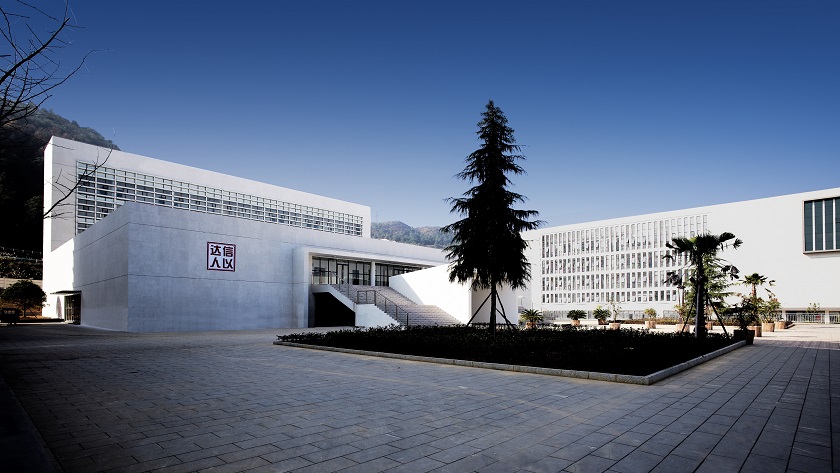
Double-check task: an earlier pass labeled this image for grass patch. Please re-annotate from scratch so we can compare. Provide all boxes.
[277,325,738,376]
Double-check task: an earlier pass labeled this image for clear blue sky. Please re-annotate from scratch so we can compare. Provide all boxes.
[43,0,840,227]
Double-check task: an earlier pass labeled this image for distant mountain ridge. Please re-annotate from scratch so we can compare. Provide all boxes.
[0,108,119,251]
[371,221,451,249]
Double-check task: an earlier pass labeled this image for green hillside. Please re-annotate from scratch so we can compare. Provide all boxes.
[371,221,451,249]
[0,109,119,251]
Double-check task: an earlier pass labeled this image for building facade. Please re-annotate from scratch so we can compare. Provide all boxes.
[521,188,840,323]
[43,137,448,331]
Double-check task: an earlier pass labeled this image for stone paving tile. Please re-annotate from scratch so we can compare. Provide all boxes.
[519,455,574,473]
[608,449,664,473]
[338,456,402,473]
[740,453,788,473]
[288,455,357,472]
[564,453,617,473]
[1,324,839,473]
[591,441,635,461]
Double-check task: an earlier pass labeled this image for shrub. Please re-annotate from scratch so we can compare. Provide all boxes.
[277,325,736,376]
[567,309,586,320]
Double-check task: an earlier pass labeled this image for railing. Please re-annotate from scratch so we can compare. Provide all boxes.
[355,289,410,327]
[785,311,840,324]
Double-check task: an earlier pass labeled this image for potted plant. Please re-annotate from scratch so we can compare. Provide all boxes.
[674,302,692,332]
[519,309,543,329]
[593,306,610,326]
[731,300,758,345]
[759,296,781,333]
[644,307,657,329]
[567,309,586,327]
[806,302,822,323]
[607,299,622,330]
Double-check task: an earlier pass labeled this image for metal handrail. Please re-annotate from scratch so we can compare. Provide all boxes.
[355,289,410,327]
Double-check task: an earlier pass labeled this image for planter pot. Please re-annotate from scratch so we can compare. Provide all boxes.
[706,321,715,331]
[762,322,775,333]
[609,322,622,330]
[733,329,755,345]
[676,323,692,333]
[775,321,786,330]
[597,319,607,326]
[749,325,762,337]
[571,319,581,327]
[645,320,656,329]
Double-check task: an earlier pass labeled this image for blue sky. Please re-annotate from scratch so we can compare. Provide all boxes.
[42,0,840,227]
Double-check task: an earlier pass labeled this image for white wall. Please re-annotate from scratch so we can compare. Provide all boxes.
[523,187,840,315]
[389,265,471,323]
[51,202,445,332]
[42,136,449,332]
[70,204,131,330]
[355,304,400,328]
[389,265,518,325]
[44,136,374,253]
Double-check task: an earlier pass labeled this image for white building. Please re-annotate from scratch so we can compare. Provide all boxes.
[521,188,840,323]
[42,137,514,332]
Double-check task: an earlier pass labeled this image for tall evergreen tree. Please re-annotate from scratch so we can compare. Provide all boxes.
[443,100,541,334]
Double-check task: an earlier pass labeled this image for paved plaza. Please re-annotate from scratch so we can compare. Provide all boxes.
[0,323,838,473]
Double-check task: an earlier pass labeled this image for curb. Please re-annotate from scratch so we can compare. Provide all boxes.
[273,339,746,385]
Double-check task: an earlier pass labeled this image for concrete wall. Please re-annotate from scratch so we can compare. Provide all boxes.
[69,203,131,330]
[54,202,444,332]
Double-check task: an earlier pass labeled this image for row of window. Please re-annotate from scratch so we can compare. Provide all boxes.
[542,269,686,292]
[74,162,365,236]
[538,216,707,302]
[310,257,421,286]
[540,215,707,257]
[804,197,840,252]
[541,251,687,274]
[541,290,680,305]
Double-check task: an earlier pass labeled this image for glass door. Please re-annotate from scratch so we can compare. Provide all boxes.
[336,262,349,285]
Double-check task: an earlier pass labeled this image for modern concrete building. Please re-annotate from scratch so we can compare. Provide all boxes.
[42,137,504,331]
[521,188,840,324]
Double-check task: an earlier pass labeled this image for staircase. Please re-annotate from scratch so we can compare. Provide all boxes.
[332,284,460,326]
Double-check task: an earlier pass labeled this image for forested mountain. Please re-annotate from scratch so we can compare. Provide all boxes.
[0,108,119,251]
[372,221,451,249]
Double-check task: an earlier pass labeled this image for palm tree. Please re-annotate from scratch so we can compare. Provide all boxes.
[663,232,742,338]
[742,272,774,300]
[443,100,542,334]
[519,309,543,328]
[741,272,776,324]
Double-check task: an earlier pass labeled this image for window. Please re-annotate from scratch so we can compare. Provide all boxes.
[75,161,365,237]
[804,197,840,253]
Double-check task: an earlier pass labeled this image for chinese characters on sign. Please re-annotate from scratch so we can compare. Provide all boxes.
[207,242,236,272]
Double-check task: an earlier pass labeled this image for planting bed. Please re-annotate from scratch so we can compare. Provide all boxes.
[276,325,738,376]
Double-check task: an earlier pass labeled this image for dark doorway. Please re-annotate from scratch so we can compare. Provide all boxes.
[312,293,354,327]
[65,294,81,324]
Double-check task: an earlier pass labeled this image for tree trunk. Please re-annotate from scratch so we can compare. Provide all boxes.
[489,284,497,334]
[695,261,706,338]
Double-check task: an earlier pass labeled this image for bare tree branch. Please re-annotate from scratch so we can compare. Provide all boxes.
[1,1,86,129]
[43,145,113,220]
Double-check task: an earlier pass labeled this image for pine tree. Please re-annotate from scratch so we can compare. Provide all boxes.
[443,100,541,334]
